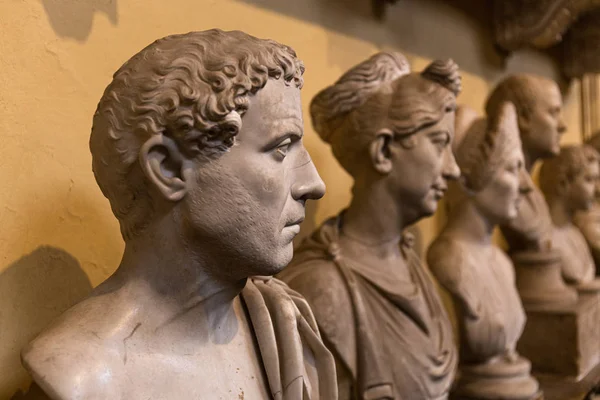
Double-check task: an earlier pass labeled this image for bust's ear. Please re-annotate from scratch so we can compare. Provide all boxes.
[369,128,394,174]
[458,175,472,194]
[556,176,569,197]
[139,135,187,202]
[516,106,531,134]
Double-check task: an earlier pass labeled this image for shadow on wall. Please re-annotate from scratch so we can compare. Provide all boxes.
[1,247,93,399]
[233,0,511,79]
[40,0,118,41]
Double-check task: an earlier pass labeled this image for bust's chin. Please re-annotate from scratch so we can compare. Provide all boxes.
[421,201,439,219]
[545,144,561,158]
[250,249,293,277]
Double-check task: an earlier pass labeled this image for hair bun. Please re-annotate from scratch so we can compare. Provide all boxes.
[421,59,461,96]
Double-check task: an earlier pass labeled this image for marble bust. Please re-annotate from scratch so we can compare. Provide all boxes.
[279,52,461,400]
[574,131,600,269]
[428,102,540,400]
[487,74,566,253]
[20,30,337,400]
[540,144,600,290]
[486,74,576,305]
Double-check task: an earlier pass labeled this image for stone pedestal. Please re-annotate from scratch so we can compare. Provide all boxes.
[517,293,600,379]
[450,355,543,400]
[451,392,543,400]
[512,250,578,307]
[536,360,600,400]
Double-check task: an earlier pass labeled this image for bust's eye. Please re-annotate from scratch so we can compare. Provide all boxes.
[506,160,522,174]
[275,138,292,159]
[431,132,450,149]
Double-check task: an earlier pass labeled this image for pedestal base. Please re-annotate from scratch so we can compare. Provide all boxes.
[450,355,541,400]
[512,250,578,307]
[536,360,600,400]
[517,293,600,379]
[451,392,543,400]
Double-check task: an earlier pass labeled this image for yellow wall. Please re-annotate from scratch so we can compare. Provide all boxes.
[0,0,583,396]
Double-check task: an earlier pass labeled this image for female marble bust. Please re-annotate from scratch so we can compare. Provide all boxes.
[427,103,540,400]
[279,52,461,400]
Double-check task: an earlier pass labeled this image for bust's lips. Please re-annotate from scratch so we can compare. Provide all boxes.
[432,184,447,199]
[285,216,305,227]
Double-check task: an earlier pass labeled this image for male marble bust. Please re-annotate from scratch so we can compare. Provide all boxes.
[487,74,566,253]
[486,74,577,305]
[540,144,600,289]
[21,30,336,400]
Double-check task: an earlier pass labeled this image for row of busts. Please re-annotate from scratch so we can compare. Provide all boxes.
[18,30,600,400]
[282,53,600,399]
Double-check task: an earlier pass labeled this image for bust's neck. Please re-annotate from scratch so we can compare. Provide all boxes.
[445,195,495,246]
[547,196,574,227]
[523,149,539,175]
[114,213,246,324]
[342,178,406,256]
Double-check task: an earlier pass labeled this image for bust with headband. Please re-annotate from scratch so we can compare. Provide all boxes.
[428,102,541,400]
[279,52,461,400]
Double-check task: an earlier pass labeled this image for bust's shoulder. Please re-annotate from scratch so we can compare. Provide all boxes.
[282,259,354,344]
[22,291,132,400]
[282,259,350,311]
[427,235,471,290]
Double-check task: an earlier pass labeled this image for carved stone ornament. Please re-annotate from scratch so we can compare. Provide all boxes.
[280,52,461,400]
[564,9,600,77]
[428,102,541,400]
[19,29,337,400]
[493,0,600,51]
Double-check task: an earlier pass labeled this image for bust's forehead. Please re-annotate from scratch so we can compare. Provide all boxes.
[247,78,301,120]
[528,78,561,105]
[240,78,303,143]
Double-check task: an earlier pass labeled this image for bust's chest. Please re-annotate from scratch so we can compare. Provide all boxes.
[116,349,272,400]
[467,250,523,317]
[112,315,273,400]
[110,338,272,400]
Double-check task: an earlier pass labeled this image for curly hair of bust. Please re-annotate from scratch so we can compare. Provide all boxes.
[456,102,521,192]
[421,59,461,97]
[388,59,460,139]
[539,144,600,199]
[485,74,557,120]
[90,29,305,239]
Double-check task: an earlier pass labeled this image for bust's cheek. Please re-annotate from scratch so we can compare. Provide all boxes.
[256,172,287,208]
[261,176,277,193]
